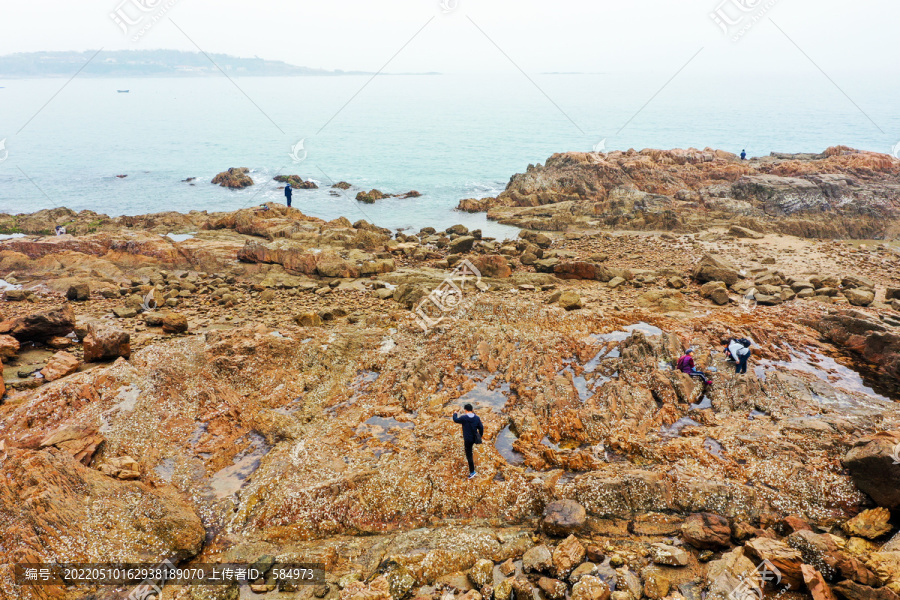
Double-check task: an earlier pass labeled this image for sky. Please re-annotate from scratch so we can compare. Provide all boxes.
[0,0,898,76]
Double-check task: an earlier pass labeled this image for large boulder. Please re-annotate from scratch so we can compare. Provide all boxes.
[843,288,875,307]
[534,258,561,273]
[162,313,188,334]
[842,275,876,290]
[66,282,90,301]
[0,305,76,341]
[542,499,587,536]
[471,255,512,278]
[843,432,900,509]
[681,513,731,549]
[355,189,387,203]
[700,281,730,305]
[554,262,613,282]
[83,324,131,362]
[693,254,741,285]
[519,230,552,248]
[274,174,318,189]
[212,167,253,188]
[557,291,583,311]
[449,236,476,254]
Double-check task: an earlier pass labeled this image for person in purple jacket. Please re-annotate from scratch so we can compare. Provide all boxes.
[452,403,484,479]
[676,349,712,386]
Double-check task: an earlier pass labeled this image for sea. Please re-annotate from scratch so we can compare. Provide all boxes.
[0,72,897,240]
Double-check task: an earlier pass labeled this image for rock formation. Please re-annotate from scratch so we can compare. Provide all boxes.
[458,147,900,238]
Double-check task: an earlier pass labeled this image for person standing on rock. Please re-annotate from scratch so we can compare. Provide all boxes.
[284,184,293,208]
[452,403,483,479]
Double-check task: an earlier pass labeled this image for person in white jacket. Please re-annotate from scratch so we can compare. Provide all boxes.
[729,339,752,374]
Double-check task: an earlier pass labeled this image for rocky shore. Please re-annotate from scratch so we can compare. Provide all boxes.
[458,146,900,239]
[1,148,900,600]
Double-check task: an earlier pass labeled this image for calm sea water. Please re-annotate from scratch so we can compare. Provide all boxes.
[0,72,897,239]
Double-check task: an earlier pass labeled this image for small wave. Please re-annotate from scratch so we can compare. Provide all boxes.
[466,181,505,197]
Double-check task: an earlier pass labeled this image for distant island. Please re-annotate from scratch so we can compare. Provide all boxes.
[0,50,438,78]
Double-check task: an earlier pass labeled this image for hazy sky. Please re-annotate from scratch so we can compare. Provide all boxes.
[1,0,898,75]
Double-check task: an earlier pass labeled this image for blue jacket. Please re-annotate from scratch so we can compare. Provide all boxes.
[453,412,484,443]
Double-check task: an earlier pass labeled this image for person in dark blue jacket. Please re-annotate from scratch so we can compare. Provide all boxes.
[284,184,293,208]
[452,403,483,479]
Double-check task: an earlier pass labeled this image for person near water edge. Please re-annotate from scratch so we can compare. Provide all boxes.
[284,184,293,208]
[452,403,483,479]
[740,149,747,160]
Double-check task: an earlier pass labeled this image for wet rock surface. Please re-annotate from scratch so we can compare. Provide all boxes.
[0,198,898,599]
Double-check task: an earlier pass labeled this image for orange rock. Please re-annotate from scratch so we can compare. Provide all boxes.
[801,565,838,600]
[39,351,81,382]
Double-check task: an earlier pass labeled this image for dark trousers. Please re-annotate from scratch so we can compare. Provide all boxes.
[736,355,749,374]
[464,441,475,474]
[688,368,708,381]
[286,197,292,207]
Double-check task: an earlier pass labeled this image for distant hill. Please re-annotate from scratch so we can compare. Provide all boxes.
[0,50,383,78]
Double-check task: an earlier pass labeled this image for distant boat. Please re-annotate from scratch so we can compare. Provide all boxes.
[117,90,130,93]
